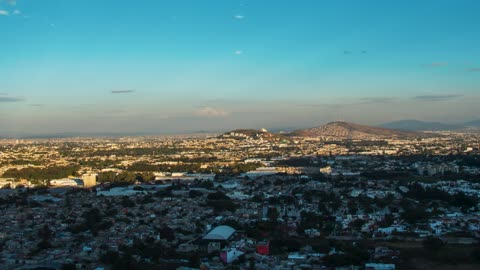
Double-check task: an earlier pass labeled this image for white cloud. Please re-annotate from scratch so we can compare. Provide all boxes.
[194,107,228,117]
[13,9,20,15]
[111,90,135,94]
[234,50,243,55]
[0,10,9,16]
[234,15,245,20]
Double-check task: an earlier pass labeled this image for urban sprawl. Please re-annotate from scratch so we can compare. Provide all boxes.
[1,128,480,270]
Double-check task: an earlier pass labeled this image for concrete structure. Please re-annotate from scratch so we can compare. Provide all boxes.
[256,241,270,256]
[0,178,16,189]
[202,225,235,241]
[417,163,459,176]
[82,173,97,188]
[320,166,333,175]
[243,167,278,179]
[220,248,244,264]
[50,178,82,187]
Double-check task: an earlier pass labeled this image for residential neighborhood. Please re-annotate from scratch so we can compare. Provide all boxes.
[0,130,480,269]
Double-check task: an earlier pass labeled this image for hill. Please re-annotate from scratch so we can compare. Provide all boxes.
[465,119,480,127]
[289,121,426,139]
[379,120,464,131]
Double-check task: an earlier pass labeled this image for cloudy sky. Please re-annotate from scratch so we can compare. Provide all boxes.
[1,0,479,135]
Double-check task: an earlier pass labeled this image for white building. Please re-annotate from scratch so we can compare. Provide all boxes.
[243,167,278,179]
[220,248,244,264]
[203,225,235,241]
[50,178,83,187]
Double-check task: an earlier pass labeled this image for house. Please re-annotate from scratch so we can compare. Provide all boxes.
[220,247,244,264]
[256,241,270,256]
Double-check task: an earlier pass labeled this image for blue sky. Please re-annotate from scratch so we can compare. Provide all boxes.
[1,0,479,135]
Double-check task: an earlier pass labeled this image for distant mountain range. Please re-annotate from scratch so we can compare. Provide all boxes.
[465,119,480,127]
[288,121,424,139]
[4,119,479,139]
[379,119,480,131]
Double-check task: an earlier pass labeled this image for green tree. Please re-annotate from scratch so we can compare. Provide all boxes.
[423,236,444,252]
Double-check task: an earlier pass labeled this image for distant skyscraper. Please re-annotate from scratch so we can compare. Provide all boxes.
[82,174,97,188]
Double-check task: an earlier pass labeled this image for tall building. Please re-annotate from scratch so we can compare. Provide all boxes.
[82,173,97,188]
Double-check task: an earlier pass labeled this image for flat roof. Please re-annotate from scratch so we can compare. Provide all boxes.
[202,225,235,241]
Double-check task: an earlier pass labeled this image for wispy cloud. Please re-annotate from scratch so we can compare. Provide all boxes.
[0,10,9,16]
[0,96,25,102]
[422,62,448,67]
[358,97,396,104]
[343,50,368,54]
[467,68,480,72]
[297,103,348,109]
[413,94,462,102]
[111,90,135,94]
[194,107,228,117]
[12,9,20,15]
[29,104,44,107]
[233,15,245,20]
[234,50,243,55]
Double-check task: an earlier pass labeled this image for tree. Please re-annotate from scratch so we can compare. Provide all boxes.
[207,191,230,201]
[423,236,444,252]
[347,200,358,215]
[350,219,366,231]
[402,206,429,224]
[189,190,203,198]
[300,211,321,229]
[38,224,53,242]
[206,191,236,211]
[159,226,175,242]
[267,207,279,223]
[61,263,76,270]
[121,196,136,207]
[471,245,480,262]
[100,250,119,264]
[189,254,200,268]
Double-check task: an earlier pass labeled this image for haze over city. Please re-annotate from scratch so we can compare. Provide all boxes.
[3,2,480,270]
[1,0,480,136]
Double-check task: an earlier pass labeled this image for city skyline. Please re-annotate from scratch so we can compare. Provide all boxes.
[1,0,480,135]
